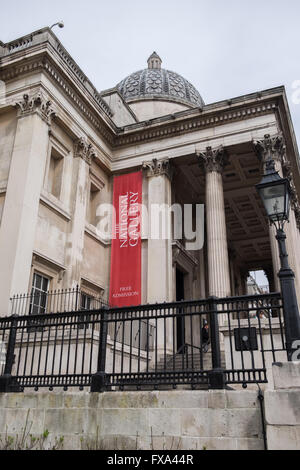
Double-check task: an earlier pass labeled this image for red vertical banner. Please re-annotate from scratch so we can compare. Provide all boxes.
[109,171,142,307]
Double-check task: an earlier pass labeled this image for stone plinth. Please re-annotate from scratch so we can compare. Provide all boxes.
[265,361,300,449]
[0,390,263,450]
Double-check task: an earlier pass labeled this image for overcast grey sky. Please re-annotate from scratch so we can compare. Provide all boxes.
[1,0,300,133]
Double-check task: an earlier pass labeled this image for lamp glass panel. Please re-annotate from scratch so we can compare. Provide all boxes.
[260,184,285,218]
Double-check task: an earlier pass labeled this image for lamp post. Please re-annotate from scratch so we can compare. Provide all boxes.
[50,21,64,30]
[256,158,300,360]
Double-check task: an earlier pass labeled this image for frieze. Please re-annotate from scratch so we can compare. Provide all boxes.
[117,103,278,147]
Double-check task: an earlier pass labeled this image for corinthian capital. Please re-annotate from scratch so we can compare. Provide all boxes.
[74,137,97,165]
[142,158,173,180]
[15,91,56,124]
[197,146,228,173]
[253,133,285,164]
[258,135,300,228]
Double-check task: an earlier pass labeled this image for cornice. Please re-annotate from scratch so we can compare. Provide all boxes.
[0,28,113,119]
[0,45,281,151]
[115,101,278,148]
[0,30,287,154]
[0,54,116,146]
[43,57,116,145]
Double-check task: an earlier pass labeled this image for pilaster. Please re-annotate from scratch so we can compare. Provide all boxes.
[0,91,56,314]
[65,137,97,287]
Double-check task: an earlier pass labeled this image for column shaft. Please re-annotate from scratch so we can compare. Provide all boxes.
[144,158,173,355]
[0,110,50,314]
[202,156,231,299]
[254,133,300,302]
[146,166,173,303]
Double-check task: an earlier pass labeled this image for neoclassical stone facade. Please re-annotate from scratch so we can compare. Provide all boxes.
[0,26,300,318]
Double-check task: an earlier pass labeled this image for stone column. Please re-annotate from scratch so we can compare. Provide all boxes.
[143,158,173,303]
[198,146,231,299]
[65,138,97,288]
[254,134,284,293]
[269,225,281,292]
[282,154,300,304]
[0,92,56,315]
[254,134,300,301]
[264,264,276,293]
[240,269,249,296]
[143,158,173,355]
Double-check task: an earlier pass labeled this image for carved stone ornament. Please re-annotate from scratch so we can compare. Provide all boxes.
[253,133,285,164]
[197,146,228,173]
[74,137,97,165]
[142,157,173,180]
[254,134,300,232]
[15,91,56,124]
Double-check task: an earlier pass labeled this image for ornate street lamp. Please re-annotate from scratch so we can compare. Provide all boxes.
[50,21,64,30]
[256,158,300,360]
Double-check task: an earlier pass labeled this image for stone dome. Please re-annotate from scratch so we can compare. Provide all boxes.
[117,52,204,109]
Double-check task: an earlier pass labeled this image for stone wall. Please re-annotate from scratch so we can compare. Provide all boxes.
[0,389,264,450]
[265,362,300,450]
[2,362,300,450]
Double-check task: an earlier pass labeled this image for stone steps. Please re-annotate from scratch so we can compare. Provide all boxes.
[117,350,225,391]
[153,351,225,371]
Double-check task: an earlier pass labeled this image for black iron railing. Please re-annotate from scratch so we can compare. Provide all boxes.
[0,293,287,393]
[9,287,108,316]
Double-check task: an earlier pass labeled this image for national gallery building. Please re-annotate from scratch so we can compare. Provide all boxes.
[1,27,300,450]
[0,27,300,315]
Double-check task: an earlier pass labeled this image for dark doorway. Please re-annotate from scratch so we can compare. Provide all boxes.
[176,268,185,353]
